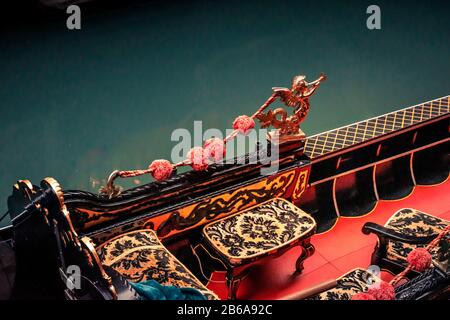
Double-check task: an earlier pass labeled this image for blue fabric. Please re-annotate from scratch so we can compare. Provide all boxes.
[130,280,207,300]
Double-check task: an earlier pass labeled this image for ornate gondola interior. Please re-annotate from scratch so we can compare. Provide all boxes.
[1,1,450,303]
[0,89,448,300]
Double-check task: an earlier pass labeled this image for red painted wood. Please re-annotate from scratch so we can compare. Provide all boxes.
[206,178,450,299]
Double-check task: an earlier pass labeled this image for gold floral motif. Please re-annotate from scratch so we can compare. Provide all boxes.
[292,168,310,202]
[203,198,316,261]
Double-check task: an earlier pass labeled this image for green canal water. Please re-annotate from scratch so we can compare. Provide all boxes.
[1,0,449,226]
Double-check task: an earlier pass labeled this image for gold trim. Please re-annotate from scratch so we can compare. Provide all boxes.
[372,164,380,201]
[43,177,65,210]
[332,178,341,217]
[14,180,35,200]
[17,180,33,192]
[81,237,118,300]
[61,207,81,246]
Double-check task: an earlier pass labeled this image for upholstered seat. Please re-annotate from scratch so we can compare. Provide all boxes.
[203,198,316,265]
[308,268,379,300]
[97,230,218,300]
[202,198,316,299]
[384,208,449,265]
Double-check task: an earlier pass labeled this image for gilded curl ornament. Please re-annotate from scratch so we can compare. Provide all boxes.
[100,74,326,198]
[254,73,327,137]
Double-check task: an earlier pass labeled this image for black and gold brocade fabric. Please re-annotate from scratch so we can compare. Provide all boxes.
[308,268,378,300]
[203,198,316,263]
[384,208,449,265]
[97,230,218,300]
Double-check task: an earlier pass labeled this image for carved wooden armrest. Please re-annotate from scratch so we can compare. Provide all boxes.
[362,222,437,244]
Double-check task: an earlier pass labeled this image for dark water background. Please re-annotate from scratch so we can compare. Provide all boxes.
[1,0,449,226]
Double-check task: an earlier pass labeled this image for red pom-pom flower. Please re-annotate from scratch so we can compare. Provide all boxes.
[367,281,395,300]
[351,292,376,300]
[407,248,432,272]
[149,159,173,181]
[187,147,209,171]
[233,115,255,135]
[204,138,226,162]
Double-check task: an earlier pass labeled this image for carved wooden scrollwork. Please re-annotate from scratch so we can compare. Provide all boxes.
[157,171,296,237]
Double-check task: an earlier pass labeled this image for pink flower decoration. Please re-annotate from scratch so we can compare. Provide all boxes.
[367,281,395,300]
[149,159,173,181]
[407,248,432,272]
[187,147,209,171]
[233,115,255,135]
[204,138,226,162]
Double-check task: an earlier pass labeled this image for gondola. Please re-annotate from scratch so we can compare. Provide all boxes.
[0,75,448,300]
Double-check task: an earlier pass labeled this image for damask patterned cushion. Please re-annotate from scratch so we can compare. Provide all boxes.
[308,268,379,300]
[203,198,316,264]
[97,230,219,300]
[384,208,449,265]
